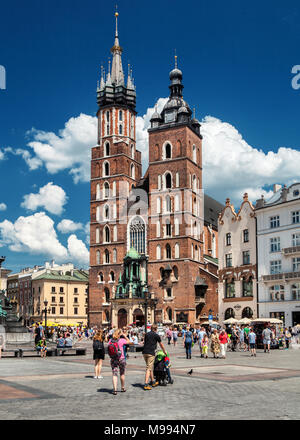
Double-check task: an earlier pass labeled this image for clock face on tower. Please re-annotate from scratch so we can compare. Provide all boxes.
[165,111,176,123]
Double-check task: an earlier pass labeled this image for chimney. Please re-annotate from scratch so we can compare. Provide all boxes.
[273,184,282,193]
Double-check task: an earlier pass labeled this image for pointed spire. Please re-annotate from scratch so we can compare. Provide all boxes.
[106,58,112,86]
[174,49,178,69]
[127,63,134,90]
[111,8,125,86]
[100,65,105,90]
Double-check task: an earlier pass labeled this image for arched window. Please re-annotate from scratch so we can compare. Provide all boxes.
[156,220,160,238]
[119,124,123,135]
[173,265,179,279]
[104,182,109,199]
[110,271,115,282]
[129,216,146,254]
[113,225,117,242]
[104,225,110,243]
[98,272,104,282]
[96,251,100,265]
[119,110,123,121]
[165,219,171,237]
[175,243,179,259]
[104,288,110,303]
[158,175,161,190]
[164,143,172,159]
[103,161,110,177]
[156,245,161,260]
[166,244,171,259]
[157,197,161,214]
[96,184,100,200]
[242,307,253,318]
[112,181,116,197]
[104,249,110,264]
[168,308,172,321]
[225,308,235,320]
[165,195,172,213]
[165,172,172,189]
[175,194,180,211]
[193,145,197,163]
[113,248,117,263]
[104,142,110,157]
[96,206,100,222]
[131,144,135,159]
[104,205,109,220]
[131,164,135,179]
[95,228,100,243]
[174,218,179,236]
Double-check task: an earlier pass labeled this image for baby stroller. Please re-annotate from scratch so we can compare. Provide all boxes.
[154,350,174,386]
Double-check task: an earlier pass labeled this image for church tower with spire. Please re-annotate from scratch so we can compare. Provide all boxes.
[89,11,142,327]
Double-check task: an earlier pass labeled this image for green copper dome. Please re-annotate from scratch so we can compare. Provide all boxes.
[125,247,141,259]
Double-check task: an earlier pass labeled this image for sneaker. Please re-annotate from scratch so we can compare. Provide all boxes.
[94,376,98,379]
[97,376,103,379]
[144,384,152,390]
[151,381,159,388]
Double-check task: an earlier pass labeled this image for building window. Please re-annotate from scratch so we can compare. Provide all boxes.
[156,220,160,238]
[291,283,300,300]
[98,272,104,282]
[226,233,231,246]
[104,142,110,157]
[292,233,300,246]
[225,280,235,298]
[174,218,179,236]
[104,182,109,199]
[74,288,78,294]
[51,307,56,314]
[60,287,64,293]
[164,143,172,159]
[242,277,253,297]
[243,229,249,242]
[292,257,300,272]
[59,297,64,303]
[104,288,110,303]
[131,164,135,179]
[225,254,232,267]
[74,297,78,303]
[165,220,171,237]
[74,307,78,315]
[166,244,171,259]
[119,110,123,121]
[165,173,172,189]
[243,250,250,265]
[156,245,161,260]
[105,249,110,264]
[60,307,64,315]
[270,216,280,228]
[270,260,281,274]
[270,285,285,301]
[270,237,281,252]
[96,250,100,265]
[51,286,55,293]
[51,296,56,303]
[175,243,180,259]
[113,249,117,263]
[165,195,172,213]
[104,226,110,243]
[129,217,146,254]
[166,287,172,297]
[242,307,253,318]
[103,162,109,177]
[110,271,115,282]
[193,145,197,163]
[292,211,300,224]
[131,144,135,159]
[225,308,235,319]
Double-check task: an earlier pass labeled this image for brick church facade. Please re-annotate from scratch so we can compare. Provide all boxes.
[89,13,223,328]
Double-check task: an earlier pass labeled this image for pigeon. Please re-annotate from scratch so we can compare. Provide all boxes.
[187,369,193,375]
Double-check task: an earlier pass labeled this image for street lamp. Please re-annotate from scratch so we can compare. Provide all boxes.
[42,299,50,338]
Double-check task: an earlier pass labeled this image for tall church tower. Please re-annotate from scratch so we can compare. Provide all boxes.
[147,59,206,324]
[89,12,142,328]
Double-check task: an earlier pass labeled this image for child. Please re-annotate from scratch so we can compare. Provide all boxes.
[248,328,256,357]
[38,337,47,358]
[201,334,209,358]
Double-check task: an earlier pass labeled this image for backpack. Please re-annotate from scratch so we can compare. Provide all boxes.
[93,340,103,351]
[108,339,121,359]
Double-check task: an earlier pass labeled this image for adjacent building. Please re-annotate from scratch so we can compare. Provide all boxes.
[89,13,223,329]
[256,183,300,327]
[218,194,257,321]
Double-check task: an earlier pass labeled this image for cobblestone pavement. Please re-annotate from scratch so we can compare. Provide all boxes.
[1,340,300,420]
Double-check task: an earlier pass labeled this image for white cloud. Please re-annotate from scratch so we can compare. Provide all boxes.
[0,212,68,260]
[0,150,4,161]
[67,234,89,266]
[21,182,67,215]
[200,116,300,204]
[57,219,83,234]
[0,203,7,211]
[11,100,300,205]
[84,222,90,245]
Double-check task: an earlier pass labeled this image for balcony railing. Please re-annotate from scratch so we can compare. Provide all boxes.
[282,245,300,256]
[262,271,300,282]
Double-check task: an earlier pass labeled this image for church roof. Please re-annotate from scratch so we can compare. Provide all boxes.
[125,248,141,260]
[204,194,224,228]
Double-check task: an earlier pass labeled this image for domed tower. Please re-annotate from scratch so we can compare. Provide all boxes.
[89,11,142,328]
[147,56,205,325]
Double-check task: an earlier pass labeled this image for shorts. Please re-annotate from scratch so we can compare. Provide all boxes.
[110,358,126,376]
[143,354,155,371]
[263,339,271,345]
[93,350,105,360]
[249,343,256,349]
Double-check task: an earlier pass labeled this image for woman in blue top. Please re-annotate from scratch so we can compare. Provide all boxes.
[184,329,193,359]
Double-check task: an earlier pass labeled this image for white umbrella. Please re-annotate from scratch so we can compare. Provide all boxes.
[223,317,238,324]
[237,317,251,324]
[201,320,219,325]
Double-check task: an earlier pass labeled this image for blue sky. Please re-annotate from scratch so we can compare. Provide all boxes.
[0,0,300,272]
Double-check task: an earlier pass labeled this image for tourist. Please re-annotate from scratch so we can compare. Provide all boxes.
[238,326,245,351]
[262,325,272,353]
[248,328,256,357]
[201,334,209,358]
[166,327,172,345]
[172,327,178,346]
[56,333,65,348]
[143,324,167,390]
[108,328,133,395]
[230,325,238,352]
[65,333,73,348]
[183,327,193,359]
[284,328,292,349]
[244,324,250,351]
[198,326,206,358]
[129,332,138,345]
[93,330,105,379]
[219,328,229,359]
[210,329,221,358]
